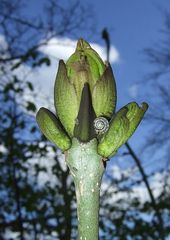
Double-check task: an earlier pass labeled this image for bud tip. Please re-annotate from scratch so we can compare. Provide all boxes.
[76,38,91,51]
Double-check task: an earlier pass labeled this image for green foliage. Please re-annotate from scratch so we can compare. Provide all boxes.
[26,101,36,112]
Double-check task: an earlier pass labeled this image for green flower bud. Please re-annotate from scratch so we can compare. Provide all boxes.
[97,102,148,157]
[54,60,79,138]
[54,38,117,139]
[36,38,148,153]
[36,108,71,151]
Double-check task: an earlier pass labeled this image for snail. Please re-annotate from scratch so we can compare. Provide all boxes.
[93,117,109,135]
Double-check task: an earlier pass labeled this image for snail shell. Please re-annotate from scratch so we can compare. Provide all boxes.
[93,117,109,134]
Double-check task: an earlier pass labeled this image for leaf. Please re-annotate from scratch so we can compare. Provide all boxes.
[36,107,71,151]
[27,81,34,91]
[38,57,51,66]
[30,126,37,133]
[92,64,117,118]
[54,60,78,136]
[98,107,129,157]
[126,102,148,138]
[4,83,14,93]
[26,101,36,112]
[11,61,22,70]
[98,102,148,158]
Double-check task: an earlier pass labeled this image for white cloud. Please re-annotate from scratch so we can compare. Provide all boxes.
[0,144,8,154]
[101,164,169,205]
[3,229,19,239]
[1,34,120,109]
[128,84,138,98]
[0,34,8,51]
[28,37,120,109]
[39,37,119,63]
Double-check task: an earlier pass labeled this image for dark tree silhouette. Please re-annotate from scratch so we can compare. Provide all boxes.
[1,1,170,239]
[0,0,94,239]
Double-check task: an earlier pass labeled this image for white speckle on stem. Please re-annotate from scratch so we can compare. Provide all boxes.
[70,171,76,177]
[80,183,84,195]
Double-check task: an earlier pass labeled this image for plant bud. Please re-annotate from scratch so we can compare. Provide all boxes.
[97,102,148,157]
[37,39,148,153]
[36,108,71,151]
[54,39,117,139]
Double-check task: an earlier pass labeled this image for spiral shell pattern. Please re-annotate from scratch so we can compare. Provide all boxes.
[93,117,109,134]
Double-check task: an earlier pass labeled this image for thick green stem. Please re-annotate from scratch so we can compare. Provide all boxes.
[66,138,105,240]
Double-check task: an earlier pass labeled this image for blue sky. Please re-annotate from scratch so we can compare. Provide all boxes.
[9,0,169,168]
[9,0,169,165]
[84,0,170,105]
[19,0,170,161]
[1,2,170,238]
[77,0,170,156]
[26,0,170,107]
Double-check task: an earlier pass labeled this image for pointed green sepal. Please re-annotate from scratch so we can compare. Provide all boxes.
[75,38,105,87]
[66,39,105,104]
[36,107,71,151]
[97,102,148,157]
[54,60,78,137]
[97,107,129,157]
[74,83,96,142]
[92,64,117,118]
[126,102,148,137]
